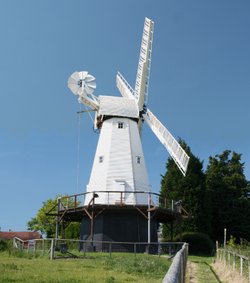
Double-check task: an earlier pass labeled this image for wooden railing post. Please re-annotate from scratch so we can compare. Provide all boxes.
[240,256,243,276]
[42,239,45,256]
[50,239,54,260]
[248,260,250,283]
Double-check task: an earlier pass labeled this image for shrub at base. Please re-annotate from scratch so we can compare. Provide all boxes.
[0,239,8,252]
[176,232,215,256]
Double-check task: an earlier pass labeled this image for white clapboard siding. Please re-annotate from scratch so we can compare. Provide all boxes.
[85,117,150,205]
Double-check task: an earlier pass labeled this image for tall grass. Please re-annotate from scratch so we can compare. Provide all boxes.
[227,238,250,258]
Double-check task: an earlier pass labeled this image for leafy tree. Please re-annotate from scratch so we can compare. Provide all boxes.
[160,139,209,238]
[27,196,81,239]
[27,197,58,237]
[65,222,80,239]
[206,150,250,242]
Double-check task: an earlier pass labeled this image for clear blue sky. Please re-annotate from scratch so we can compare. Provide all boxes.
[0,0,249,231]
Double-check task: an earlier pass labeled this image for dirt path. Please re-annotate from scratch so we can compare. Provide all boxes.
[185,261,198,283]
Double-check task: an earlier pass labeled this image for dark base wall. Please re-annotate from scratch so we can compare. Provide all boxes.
[80,210,158,251]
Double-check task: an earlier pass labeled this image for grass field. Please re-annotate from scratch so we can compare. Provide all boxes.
[0,251,171,283]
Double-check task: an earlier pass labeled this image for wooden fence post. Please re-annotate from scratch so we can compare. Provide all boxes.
[33,240,36,256]
[42,239,45,256]
[248,260,250,283]
[109,242,112,258]
[240,256,243,276]
[50,239,54,260]
[233,253,235,271]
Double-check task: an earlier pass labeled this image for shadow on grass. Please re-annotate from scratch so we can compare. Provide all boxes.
[205,262,222,283]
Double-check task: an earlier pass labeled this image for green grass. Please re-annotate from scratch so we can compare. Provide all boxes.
[188,256,221,283]
[0,252,171,283]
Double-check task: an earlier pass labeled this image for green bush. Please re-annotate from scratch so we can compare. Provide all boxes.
[175,232,215,256]
[0,239,8,251]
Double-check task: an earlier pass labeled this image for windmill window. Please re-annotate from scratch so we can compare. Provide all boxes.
[118,122,124,129]
[99,156,104,163]
[136,156,141,164]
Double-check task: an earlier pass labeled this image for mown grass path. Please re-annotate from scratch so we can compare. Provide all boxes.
[186,256,222,283]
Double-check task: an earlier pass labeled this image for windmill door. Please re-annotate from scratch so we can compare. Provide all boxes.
[113,180,125,205]
[112,180,135,205]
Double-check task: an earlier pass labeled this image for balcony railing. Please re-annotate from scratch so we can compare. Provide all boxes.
[57,191,181,213]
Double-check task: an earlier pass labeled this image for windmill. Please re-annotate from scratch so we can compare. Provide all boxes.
[67,18,189,246]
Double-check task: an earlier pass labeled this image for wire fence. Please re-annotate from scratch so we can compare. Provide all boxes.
[13,238,189,282]
[216,248,250,282]
[13,237,185,260]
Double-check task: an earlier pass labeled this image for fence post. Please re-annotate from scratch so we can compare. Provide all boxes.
[224,228,227,248]
[134,243,136,257]
[50,239,55,260]
[248,260,250,283]
[33,240,36,256]
[109,242,112,258]
[233,253,235,271]
[240,256,243,276]
[42,239,45,256]
[83,242,86,257]
[216,241,219,261]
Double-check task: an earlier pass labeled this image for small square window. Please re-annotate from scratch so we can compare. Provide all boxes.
[99,156,104,163]
[136,156,141,164]
[118,122,124,129]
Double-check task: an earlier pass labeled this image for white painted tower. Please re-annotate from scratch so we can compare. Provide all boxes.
[87,96,151,205]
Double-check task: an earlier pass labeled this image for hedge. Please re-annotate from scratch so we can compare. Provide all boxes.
[175,232,215,256]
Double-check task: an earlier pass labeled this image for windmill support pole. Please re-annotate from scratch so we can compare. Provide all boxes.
[90,193,95,251]
[148,210,151,243]
[55,217,59,241]
[91,212,94,242]
[55,197,61,249]
[55,217,59,249]
[147,193,151,253]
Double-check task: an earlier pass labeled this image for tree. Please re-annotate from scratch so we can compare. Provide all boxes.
[27,197,58,237]
[206,150,250,242]
[160,139,210,238]
[65,222,80,239]
[27,196,80,239]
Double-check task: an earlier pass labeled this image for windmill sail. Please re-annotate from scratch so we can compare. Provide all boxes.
[70,17,190,181]
[116,18,189,176]
[134,17,154,111]
[116,72,135,100]
[143,109,189,176]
